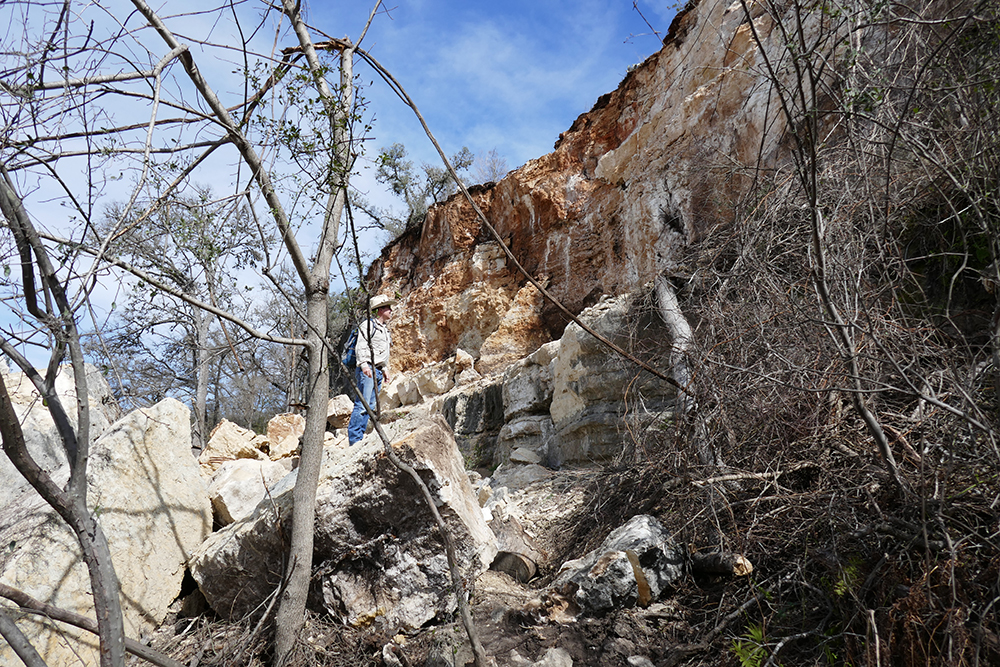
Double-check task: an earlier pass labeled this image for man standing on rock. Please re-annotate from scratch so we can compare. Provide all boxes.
[348,294,394,445]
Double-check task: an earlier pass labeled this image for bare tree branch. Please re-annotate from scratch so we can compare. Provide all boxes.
[0,582,184,667]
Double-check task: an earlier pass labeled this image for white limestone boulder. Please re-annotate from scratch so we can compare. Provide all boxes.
[393,376,423,406]
[0,398,211,667]
[189,414,497,633]
[198,419,266,476]
[326,394,355,429]
[454,348,476,374]
[411,361,455,397]
[0,364,122,509]
[266,412,304,460]
[502,341,559,422]
[548,515,685,616]
[208,458,290,526]
[453,349,482,386]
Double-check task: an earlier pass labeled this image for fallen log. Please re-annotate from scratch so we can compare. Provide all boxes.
[689,552,754,577]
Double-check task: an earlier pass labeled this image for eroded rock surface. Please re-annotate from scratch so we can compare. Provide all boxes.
[548,295,676,464]
[371,0,800,377]
[439,378,505,466]
[434,294,680,468]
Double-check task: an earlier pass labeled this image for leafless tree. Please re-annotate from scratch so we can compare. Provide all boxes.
[0,0,378,663]
[725,0,999,485]
[1,0,501,663]
[473,147,510,184]
[658,0,1000,662]
[1,165,127,665]
[86,187,258,449]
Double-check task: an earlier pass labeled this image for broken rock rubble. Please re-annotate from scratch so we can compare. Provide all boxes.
[189,414,497,632]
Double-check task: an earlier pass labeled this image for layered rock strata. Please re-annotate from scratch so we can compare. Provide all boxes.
[434,294,678,467]
[371,0,797,375]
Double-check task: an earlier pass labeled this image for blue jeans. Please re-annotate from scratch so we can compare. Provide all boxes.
[348,366,382,445]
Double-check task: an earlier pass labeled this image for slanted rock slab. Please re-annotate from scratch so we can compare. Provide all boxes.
[207,458,290,525]
[0,398,211,667]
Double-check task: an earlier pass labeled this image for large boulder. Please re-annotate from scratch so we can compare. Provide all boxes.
[411,360,456,397]
[189,414,497,633]
[0,364,122,509]
[497,415,556,468]
[489,295,679,468]
[266,412,305,460]
[384,374,422,408]
[495,341,559,466]
[547,294,677,464]
[326,394,355,430]
[502,341,559,422]
[453,348,481,385]
[547,514,685,616]
[0,398,212,667]
[548,295,635,463]
[439,379,504,468]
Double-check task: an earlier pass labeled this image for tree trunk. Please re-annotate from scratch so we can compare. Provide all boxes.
[193,307,211,451]
[273,288,330,664]
[271,5,354,660]
[655,276,715,467]
[1,165,127,667]
[0,608,47,667]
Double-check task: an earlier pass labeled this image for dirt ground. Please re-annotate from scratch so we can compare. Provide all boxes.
[390,467,726,667]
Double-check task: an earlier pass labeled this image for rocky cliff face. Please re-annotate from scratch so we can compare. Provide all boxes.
[372,0,794,374]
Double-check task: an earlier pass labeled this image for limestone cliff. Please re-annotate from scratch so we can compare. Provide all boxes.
[370,0,796,375]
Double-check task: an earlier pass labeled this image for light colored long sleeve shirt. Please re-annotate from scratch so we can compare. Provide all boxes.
[354,318,391,369]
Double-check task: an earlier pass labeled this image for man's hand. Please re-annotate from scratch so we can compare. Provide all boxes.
[361,363,373,378]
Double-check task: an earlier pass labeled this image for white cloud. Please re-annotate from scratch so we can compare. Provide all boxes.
[343,0,670,174]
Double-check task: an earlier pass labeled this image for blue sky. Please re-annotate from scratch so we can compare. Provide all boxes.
[1,0,678,368]
[310,1,678,209]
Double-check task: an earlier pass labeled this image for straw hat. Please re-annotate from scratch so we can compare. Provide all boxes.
[369,294,396,311]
